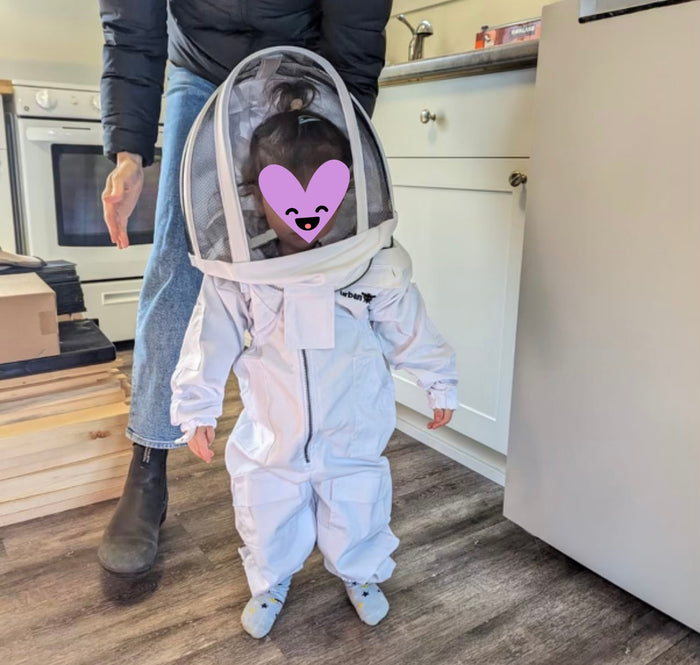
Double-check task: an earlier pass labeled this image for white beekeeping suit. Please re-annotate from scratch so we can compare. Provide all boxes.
[171,47,458,596]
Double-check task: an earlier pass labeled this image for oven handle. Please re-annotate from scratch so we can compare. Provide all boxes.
[24,126,103,145]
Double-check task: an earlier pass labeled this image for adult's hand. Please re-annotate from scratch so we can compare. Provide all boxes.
[101,151,144,249]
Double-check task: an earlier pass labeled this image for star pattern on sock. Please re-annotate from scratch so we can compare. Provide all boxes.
[344,581,390,627]
[241,576,292,639]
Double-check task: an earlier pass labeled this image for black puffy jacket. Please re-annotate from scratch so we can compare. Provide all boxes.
[99,0,392,166]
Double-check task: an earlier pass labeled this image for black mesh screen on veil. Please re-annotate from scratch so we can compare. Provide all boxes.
[357,110,394,229]
[231,53,393,260]
[188,100,232,263]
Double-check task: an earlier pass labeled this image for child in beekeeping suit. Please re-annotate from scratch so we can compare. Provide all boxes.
[170,47,458,639]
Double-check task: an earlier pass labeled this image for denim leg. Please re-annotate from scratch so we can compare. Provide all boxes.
[127,65,216,449]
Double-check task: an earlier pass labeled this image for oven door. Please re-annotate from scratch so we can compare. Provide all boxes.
[14,117,163,282]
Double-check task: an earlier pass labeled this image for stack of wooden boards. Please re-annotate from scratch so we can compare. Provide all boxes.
[0,359,132,527]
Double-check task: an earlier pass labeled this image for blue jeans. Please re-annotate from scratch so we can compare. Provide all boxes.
[127,65,217,448]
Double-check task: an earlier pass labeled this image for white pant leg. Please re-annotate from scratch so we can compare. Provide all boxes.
[230,469,316,596]
[314,457,400,584]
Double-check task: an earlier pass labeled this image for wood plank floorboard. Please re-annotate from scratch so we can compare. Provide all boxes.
[0,344,696,665]
[648,634,700,665]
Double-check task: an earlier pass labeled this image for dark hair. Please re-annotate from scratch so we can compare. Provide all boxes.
[241,81,352,189]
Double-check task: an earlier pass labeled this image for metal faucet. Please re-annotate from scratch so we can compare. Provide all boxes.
[397,14,434,61]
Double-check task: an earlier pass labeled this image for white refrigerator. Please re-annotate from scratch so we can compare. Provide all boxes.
[504,0,700,632]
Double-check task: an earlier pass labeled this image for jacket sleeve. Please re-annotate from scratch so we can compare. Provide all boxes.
[318,0,392,117]
[99,0,168,166]
[369,283,459,411]
[170,276,249,442]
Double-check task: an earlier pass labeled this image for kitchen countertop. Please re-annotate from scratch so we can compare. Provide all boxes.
[379,40,538,86]
[0,46,538,96]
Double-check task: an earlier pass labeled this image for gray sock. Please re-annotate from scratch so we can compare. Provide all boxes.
[240,576,292,639]
[344,581,390,626]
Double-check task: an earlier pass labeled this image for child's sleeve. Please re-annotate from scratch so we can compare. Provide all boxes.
[368,282,459,411]
[170,275,249,442]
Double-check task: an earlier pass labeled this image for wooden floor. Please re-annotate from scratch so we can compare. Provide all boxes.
[1,346,698,665]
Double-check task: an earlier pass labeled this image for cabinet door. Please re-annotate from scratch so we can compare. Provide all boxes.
[388,158,527,454]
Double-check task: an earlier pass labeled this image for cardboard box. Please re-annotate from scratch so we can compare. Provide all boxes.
[0,273,60,364]
[475,18,541,49]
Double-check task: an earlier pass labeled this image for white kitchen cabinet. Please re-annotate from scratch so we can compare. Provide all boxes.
[373,66,535,459]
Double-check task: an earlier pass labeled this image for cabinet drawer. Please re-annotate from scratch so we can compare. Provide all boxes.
[373,68,536,158]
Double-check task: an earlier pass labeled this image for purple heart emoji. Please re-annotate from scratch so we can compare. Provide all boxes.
[258,159,351,244]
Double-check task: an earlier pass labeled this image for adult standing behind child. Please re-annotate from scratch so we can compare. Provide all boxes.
[97,0,393,578]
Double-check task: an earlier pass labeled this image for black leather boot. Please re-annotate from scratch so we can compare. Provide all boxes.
[98,443,168,576]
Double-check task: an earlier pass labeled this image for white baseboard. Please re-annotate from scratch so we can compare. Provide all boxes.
[395,404,507,486]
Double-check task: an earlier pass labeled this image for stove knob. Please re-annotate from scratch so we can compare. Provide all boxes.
[35,89,57,111]
[91,95,102,112]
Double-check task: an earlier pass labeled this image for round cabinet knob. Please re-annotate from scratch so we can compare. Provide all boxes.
[509,171,528,187]
[35,89,57,111]
[91,95,102,112]
[419,109,436,124]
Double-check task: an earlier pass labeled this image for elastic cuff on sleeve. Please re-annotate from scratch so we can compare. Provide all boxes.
[175,417,218,444]
[427,386,459,411]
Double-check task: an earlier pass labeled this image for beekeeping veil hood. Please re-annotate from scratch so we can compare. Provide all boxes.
[181,46,397,350]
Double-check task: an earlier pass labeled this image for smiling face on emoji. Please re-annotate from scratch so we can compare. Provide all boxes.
[260,194,337,255]
[257,159,351,256]
[292,207,324,232]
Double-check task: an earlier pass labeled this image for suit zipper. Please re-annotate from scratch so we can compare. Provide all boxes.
[301,350,313,463]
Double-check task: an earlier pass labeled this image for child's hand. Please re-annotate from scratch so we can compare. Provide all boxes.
[188,425,216,463]
[427,409,453,430]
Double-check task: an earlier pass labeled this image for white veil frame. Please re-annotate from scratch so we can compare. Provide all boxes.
[181,45,398,290]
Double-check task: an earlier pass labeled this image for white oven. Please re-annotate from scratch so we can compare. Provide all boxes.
[9,81,163,341]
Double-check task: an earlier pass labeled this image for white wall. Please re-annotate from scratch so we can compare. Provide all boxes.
[0,0,553,84]
[387,0,555,64]
[0,0,103,85]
